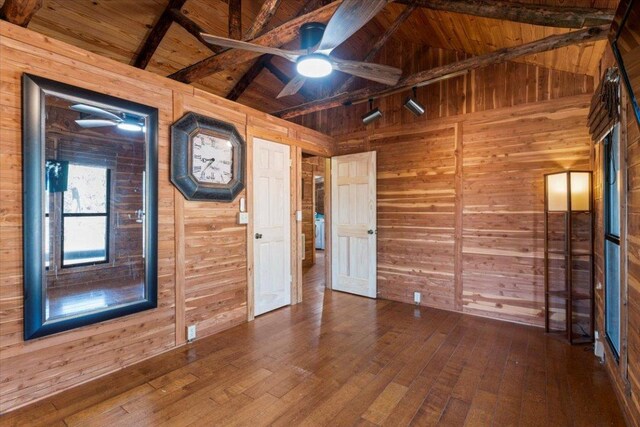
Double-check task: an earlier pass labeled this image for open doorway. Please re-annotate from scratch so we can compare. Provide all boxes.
[301,154,326,298]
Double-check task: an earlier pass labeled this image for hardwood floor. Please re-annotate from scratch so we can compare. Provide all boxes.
[1,252,625,426]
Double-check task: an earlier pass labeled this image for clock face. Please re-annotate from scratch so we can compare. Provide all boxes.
[191,132,233,185]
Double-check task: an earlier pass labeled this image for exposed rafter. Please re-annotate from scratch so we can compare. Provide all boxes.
[133,0,188,69]
[244,0,282,41]
[169,1,342,83]
[227,56,272,101]
[168,9,222,53]
[0,0,42,27]
[225,0,328,101]
[228,0,242,39]
[274,25,609,119]
[332,3,416,95]
[397,0,614,28]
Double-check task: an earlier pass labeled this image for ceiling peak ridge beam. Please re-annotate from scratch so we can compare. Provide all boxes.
[273,24,609,119]
[225,0,328,102]
[133,0,187,69]
[396,0,614,28]
[169,1,342,83]
[0,0,43,27]
[331,3,417,96]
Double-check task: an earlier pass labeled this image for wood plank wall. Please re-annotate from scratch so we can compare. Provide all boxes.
[593,47,640,425]
[0,22,333,413]
[329,90,594,326]
[291,40,595,136]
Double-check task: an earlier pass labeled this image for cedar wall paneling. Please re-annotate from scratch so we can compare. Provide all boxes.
[332,95,594,327]
[592,46,640,426]
[372,127,457,310]
[292,41,595,137]
[461,100,592,325]
[0,22,333,413]
[624,98,640,425]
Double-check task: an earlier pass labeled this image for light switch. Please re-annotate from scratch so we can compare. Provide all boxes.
[238,212,249,224]
[296,210,302,222]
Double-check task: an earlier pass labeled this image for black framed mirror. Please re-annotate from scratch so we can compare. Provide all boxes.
[22,74,158,340]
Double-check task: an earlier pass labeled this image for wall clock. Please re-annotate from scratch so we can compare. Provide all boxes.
[171,112,245,201]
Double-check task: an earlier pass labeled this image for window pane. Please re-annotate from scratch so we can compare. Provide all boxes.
[605,240,620,355]
[63,216,107,266]
[63,164,108,213]
[606,129,620,237]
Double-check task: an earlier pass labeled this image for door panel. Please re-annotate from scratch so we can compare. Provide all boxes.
[253,138,291,316]
[331,151,376,298]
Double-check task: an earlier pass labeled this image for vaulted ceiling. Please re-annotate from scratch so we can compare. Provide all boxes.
[0,0,618,118]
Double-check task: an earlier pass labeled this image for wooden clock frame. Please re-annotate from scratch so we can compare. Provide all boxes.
[171,112,245,201]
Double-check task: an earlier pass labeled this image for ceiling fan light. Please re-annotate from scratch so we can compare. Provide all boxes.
[117,122,144,132]
[296,54,332,78]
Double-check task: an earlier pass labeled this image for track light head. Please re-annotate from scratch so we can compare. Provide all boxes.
[362,99,382,125]
[404,87,425,116]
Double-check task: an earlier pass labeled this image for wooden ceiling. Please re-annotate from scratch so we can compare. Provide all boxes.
[0,0,618,117]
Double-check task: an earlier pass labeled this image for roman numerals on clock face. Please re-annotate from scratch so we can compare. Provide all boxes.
[191,133,234,184]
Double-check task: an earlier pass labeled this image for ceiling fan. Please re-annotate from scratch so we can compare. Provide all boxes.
[71,104,145,132]
[200,0,401,98]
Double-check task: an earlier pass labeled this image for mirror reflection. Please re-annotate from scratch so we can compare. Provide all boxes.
[43,94,147,321]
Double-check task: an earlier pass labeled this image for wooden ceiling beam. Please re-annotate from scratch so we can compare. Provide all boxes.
[133,0,187,69]
[169,1,342,83]
[0,0,42,27]
[168,9,222,53]
[224,0,325,101]
[244,0,282,41]
[331,3,417,95]
[274,24,609,119]
[396,0,614,28]
[228,0,242,39]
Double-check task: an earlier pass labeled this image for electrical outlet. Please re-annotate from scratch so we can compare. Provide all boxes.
[414,291,421,304]
[187,325,196,342]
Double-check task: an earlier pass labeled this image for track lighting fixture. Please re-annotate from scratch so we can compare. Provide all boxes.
[404,87,425,116]
[362,99,382,125]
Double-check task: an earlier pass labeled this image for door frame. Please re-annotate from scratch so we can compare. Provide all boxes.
[246,127,333,321]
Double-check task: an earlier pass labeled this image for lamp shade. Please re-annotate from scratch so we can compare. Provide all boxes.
[545,171,591,212]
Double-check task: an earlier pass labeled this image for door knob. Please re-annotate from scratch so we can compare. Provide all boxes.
[367,229,375,235]
[255,233,263,239]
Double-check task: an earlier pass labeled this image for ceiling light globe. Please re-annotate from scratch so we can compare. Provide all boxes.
[296,54,332,78]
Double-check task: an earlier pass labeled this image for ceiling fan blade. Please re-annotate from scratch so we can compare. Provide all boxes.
[330,57,401,86]
[316,0,389,53]
[277,74,308,98]
[70,104,122,122]
[75,119,119,128]
[200,33,302,62]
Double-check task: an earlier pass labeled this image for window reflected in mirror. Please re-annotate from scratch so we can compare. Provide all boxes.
[23,74,158,340]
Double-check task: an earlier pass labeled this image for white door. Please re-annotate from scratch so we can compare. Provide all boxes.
[331,151,377,298]
[253,138,291,316]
